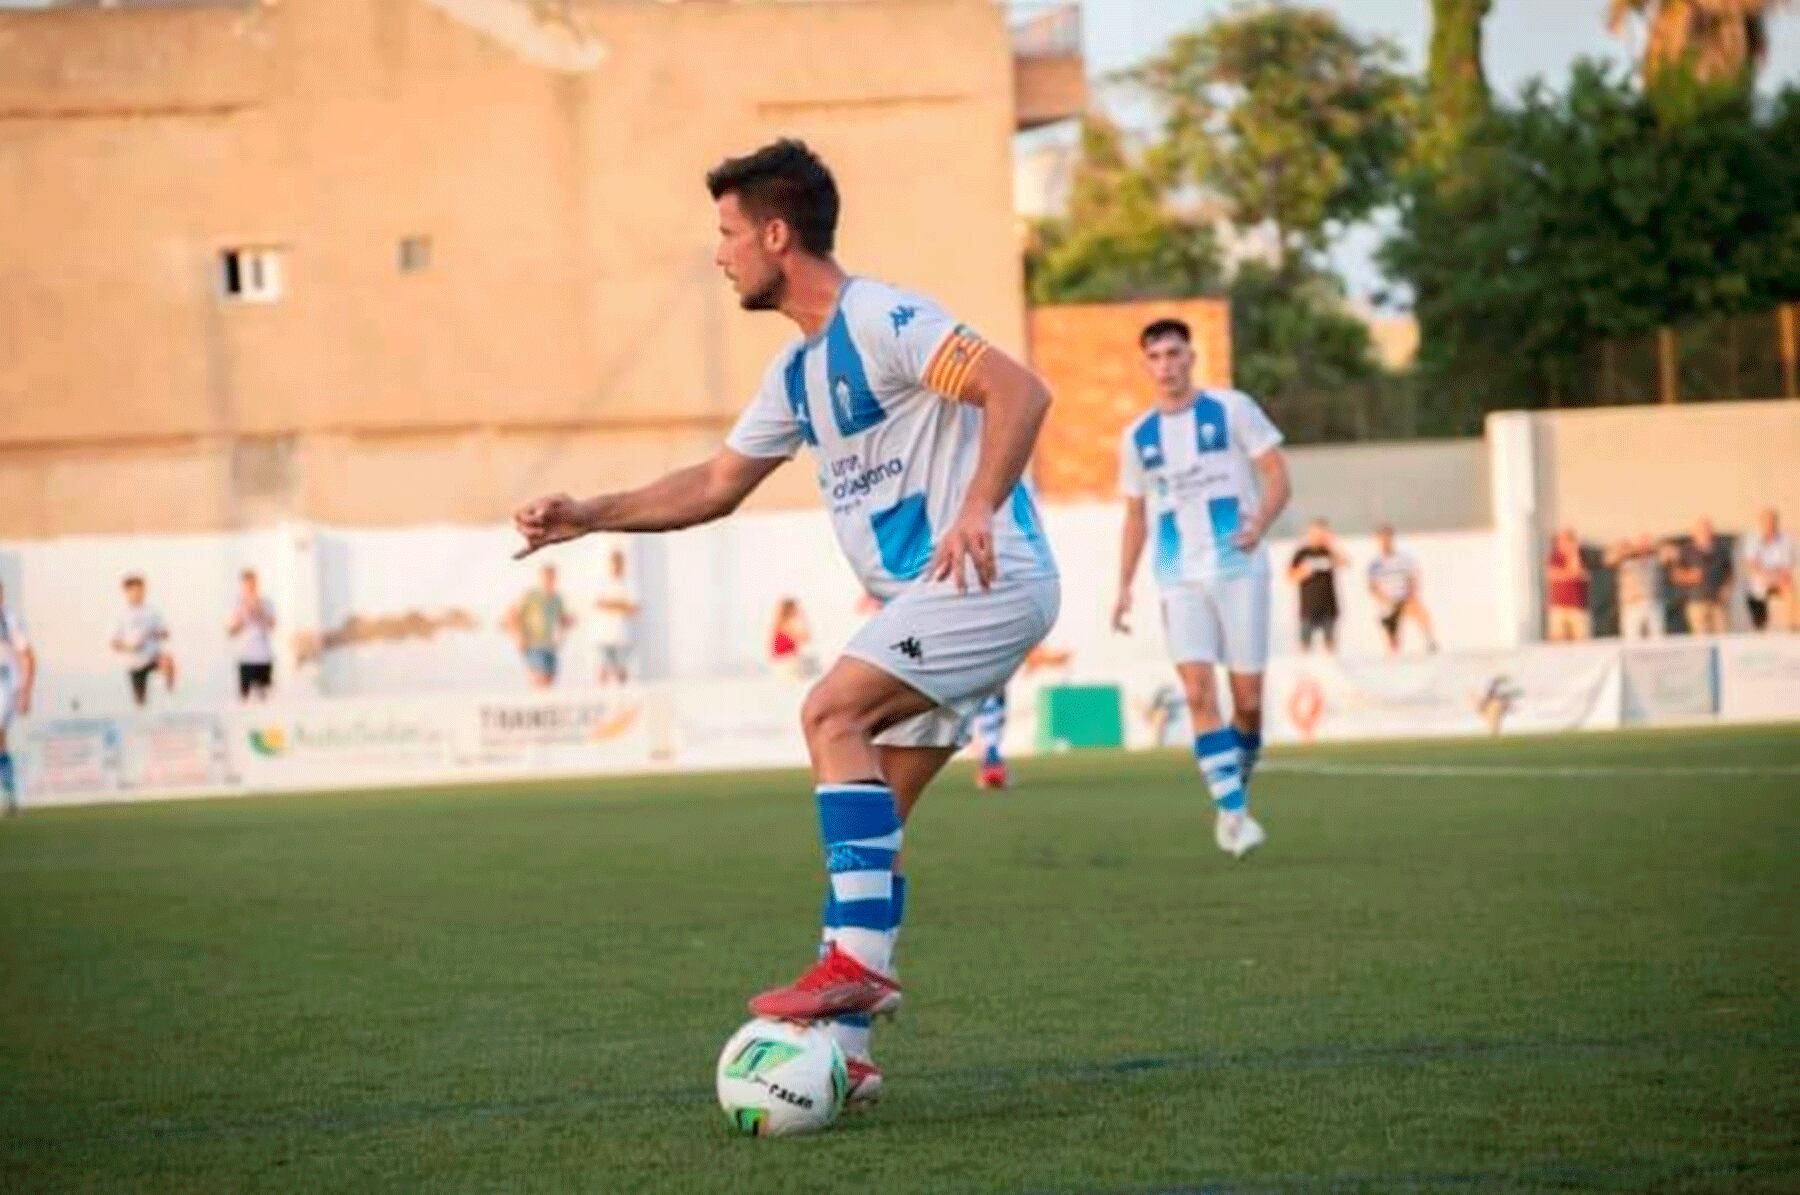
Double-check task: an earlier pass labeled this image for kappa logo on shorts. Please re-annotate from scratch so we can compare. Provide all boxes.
[891,636,924,663]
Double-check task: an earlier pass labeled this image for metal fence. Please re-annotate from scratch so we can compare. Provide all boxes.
[1587,304,1800,406]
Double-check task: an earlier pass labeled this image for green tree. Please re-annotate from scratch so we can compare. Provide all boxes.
[1126,3,1412,274]
[1228,261,1392,442]
[1386,60,1800,423]
[1421,0,1493,166]
[1607,0,1793,87]
[1025,115,1223,305]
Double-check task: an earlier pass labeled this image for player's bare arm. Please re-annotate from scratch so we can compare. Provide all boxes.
[514,449,785,558]
[1114,497,1147,632]
[925,348,1051,593]
[16,643,34,716]
[1232,449,1292,551]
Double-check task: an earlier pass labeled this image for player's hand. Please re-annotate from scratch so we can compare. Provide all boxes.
[513,494,591,559]
[1233,518,1265,552]
[1112,589,1132,634]
[929,506,996,593]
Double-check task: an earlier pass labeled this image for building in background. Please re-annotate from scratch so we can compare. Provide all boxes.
[0,0,1085,538]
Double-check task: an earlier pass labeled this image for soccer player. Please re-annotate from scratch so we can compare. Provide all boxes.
[512,140,1059,1105]
[1111,319,1290,859]
[0,582,36,815]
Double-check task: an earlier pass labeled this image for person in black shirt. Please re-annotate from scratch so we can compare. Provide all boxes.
[1288,518,1347,653]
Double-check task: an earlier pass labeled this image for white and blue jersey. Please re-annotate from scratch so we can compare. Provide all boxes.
[1118,389,1284,588]
[727,277,1058,602]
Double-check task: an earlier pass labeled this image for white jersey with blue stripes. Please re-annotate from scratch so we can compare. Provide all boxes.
[1118,389,1284,587]
[728,277,1057,602]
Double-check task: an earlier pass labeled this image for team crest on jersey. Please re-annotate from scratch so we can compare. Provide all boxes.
[1139,441,1165,468]
[1198,420,1221,449]
[889,305,918,334]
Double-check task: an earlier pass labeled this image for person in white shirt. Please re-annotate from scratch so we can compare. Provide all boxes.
[228,569,277,701]
[111,574,175,708]
[1368,525,1439,653]
[1113,318,1292,861]
[0,581,36,814]
[1744,507,1796,633]
[510,139,1057,1103]
[594,549,640,684]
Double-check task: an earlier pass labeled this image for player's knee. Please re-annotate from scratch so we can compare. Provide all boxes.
[800,682,873,744]
[1182,684,1219,720]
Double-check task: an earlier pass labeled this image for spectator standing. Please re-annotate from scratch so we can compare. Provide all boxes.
[1670,518,1733,635]
[228,569,277,702]
[1544,527,1592,641]
[768,597,815,681]
[594,549,640,685]
[111,574,174,708]
[1287,518,1346,653]
[509,564,572,689]
[1606,534,1664,641]
[1743,507,1795,632]
[1368,525,1439,654]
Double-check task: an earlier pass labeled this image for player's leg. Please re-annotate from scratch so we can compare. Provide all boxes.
[1217,569,1271,857]
[751,579,1055,1023]
[820,741,955,1106]
[1168,586,1248,852]
[973,690,1008,790]
[1380,607,1402,653]
[159,652,177,692]
[0,696,16,815]
[1407,597,1440,651]
[129,665,150,708]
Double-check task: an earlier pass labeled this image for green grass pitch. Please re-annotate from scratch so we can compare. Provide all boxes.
[2,725,1796,1193]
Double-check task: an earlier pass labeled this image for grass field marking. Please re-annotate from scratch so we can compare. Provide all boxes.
[1263,761,1800,779]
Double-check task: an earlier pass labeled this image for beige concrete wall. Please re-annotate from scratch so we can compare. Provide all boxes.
[0,0,1023,533]
[1533,400,1800,541]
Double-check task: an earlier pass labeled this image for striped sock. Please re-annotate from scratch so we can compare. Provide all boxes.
[1194,729,1246,813]
[821,868,910,1062]
[1234,727,1262,786]
[816,783,902,976]
[0,752,14,808]
[976,693,1007,767]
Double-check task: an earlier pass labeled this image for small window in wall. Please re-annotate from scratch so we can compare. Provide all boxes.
[398,235,433,274]
[219,247,284,303]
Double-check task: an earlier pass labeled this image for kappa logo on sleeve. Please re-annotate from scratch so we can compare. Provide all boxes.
[889,305,919,335]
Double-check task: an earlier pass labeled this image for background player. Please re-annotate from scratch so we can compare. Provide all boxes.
[1111,319,1290,859]
[511,139,1059,1106]
[0,582,35,815]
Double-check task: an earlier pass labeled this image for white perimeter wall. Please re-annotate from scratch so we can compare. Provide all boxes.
[4,504,1508,718]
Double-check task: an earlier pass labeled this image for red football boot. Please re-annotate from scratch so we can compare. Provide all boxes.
[977,762,1009,790]
[844,1056,884,1109]
[748,943,902,1021]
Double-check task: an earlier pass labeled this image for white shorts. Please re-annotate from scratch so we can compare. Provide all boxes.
[0,675,14,734]
[846,576,1060,750]
[1161,570,1271,674]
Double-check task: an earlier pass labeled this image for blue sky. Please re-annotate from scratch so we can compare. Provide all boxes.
[1063,0,1800,302]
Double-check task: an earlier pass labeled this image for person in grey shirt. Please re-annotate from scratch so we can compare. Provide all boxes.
[1605,534,1664,640]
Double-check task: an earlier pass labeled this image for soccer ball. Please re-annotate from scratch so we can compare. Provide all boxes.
[715,1017,848,1137]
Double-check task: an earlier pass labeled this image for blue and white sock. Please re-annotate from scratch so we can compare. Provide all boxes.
[1194,729,1246,813]
[821,869,910,1062]
[816,783,902,976]
[976,692,1007,768]
[0,751,14,810]
[1234,727,1262,787]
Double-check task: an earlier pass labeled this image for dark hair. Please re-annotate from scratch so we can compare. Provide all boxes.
[706,139,839,255]
[1139,318,1192,348]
